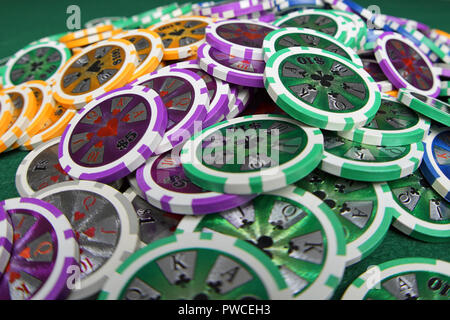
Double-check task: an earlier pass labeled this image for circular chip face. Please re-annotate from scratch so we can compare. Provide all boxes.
[264,47,381,131]
[59,85,167,183]
[150,16,212,60]
[398,89,450,127]
[122,188,182,247]
[0,92,14,137]
[4,41,71,87]
[14,80,57,147]
[0,197,79,300]
[0,204,13,277]
[169,60,231,128]
[33,180,140,300]
[342,257,450,300]
[98,231,290,300]
[0,86,38,153]
[206,19,278,61]
[177,185,347,299]
[53,39,138,109]
[375,32,441,98]
[320,131,425,182]
[130,68,208,155]
[387,169,450,242]
[181,114,324,195]
[137,145,256,215]
[198,42,265,87]
[112,29,164,80]
[16,138,72,197]
[420,127,450,202]
[295,169,392,265]
[263,27,362,66]
[273,9,348,44]
[337,94,431,147]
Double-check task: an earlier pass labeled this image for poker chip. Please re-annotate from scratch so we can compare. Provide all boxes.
[342,257,450,300]
[0,92,14,137]
[20,106,76,151]
[295,170,392,265]
[136,145,256,215]
[0,204,13,278]
[13,80,57,147]
[333,9,367,50]
[198,42,265,87]
[181,114,324,194]
[53,39,138,109]
[236,10,276,23]
[59,25,116,43]
[129,68,208,155]
[59,85,168,183]
[420,127,450,202]
[85,16,127,28]
[112,29,164,81]
[320,131,425,182]
[177,185,347,299]
[374,32,441,98]
[0,197,79,300]
[168,60,231,128]
[199,0,275,19]
[149,16,212,60]
[16,138,72,197]
[0,86,38,153]
[225,85,251,119]
[264,47,381,131]
[63,29,124,49]
[98,231,291,300]
[206,19,278,61]
[33,180,140,300]
[122,187,181,247]
[398,89,450,127]
[3,41,71,87]
[262,27,363,66]
[433,63,450,77]
[273,9,349,44]
[337,94,431,147]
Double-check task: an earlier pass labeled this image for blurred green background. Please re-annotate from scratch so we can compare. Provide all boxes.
[0,0,448,300]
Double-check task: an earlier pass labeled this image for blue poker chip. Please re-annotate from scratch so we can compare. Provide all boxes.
[420,127,450,202]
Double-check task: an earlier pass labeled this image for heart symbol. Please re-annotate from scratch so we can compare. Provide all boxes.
[9,271,21,283]
[74,211,85,221]
[97,118,118,137]
[83,227,96,238]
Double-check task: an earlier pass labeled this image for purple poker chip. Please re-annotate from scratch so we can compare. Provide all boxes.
[433,63,450,78]
[226,85,251,119]
[198,42,265,87]
[0,204,13,278]
[0,197,79,300]
[236,10,276,23]
[206,19,278,61]
[374,32,441,98]
[59,85,168,183]
[199,0,275,19]
[168,60,230,129]
[129,68,209,154]
[136,145,256,215]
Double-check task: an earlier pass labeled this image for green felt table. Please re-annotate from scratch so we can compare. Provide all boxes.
[0,0,449,300]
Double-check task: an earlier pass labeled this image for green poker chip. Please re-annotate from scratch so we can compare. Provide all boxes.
[337,94,431,147]
[332,10,367,50]
[262,27,363,67]
[180,114,324,195]
[320,131,425,182]
[273,9,349,44]
[264,46,381,131]
[398,88,450,127]
[342,257,450,300]
[387,169,450,243]
[177,185,347,300]
[295,169,392,266]
[98,232,291,300]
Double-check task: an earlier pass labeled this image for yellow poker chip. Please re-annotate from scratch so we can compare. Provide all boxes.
[0,85,38,152]
[53,38,138,109]
[150,16,212,60]
[12,80,57,147]
[112,29,163,80]
[64,29,123,49]
[59,25,116,43]
[20,105,76,151]
[0,92,14,137]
